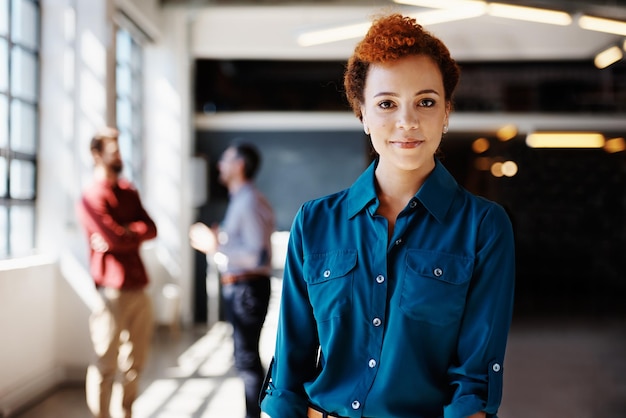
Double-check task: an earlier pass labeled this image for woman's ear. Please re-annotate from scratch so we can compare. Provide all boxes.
[361,110,369,135]
[443,102,451,132]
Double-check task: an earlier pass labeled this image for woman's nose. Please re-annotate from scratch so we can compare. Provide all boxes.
[396,108,419,130]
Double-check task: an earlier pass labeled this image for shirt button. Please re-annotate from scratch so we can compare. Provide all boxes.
[395,238,402,246]
[492,363,501,372]
[433,268,443,277]
[351,400,361,410]
[409,200,417,208]
[375,274,385,284]
[323,269,331,278]
[372,317,382,327]
[368,359,377,368]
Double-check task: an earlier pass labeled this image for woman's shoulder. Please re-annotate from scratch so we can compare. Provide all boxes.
[455,186,511,221]
[301,187,350,211]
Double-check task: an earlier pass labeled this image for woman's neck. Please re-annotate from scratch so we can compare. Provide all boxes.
[374,159,434,241]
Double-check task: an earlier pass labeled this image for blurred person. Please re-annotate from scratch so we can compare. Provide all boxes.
[260,13,515,418]
[77,127,157,418]
[189,141,275,418]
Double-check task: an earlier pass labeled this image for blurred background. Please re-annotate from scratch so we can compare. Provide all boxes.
[1,0,626,417]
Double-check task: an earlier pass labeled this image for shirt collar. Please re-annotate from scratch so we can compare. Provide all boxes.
[230,182,253,198]
[347,160,379,219]
[416,159,459,224]
[347,158,458,223]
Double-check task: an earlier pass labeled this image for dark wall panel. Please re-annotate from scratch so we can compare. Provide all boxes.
[194,130,371,231]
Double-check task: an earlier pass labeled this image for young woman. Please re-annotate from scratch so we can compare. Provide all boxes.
[261,13,515,418]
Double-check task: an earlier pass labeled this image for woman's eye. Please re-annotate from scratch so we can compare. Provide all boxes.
[378,100,395,110]
[419,98,436,107]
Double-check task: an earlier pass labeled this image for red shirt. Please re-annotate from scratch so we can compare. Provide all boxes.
[77,178,157,289]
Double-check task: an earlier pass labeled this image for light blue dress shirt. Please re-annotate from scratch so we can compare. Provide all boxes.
[261,158,515,418]
[214,183,274,276]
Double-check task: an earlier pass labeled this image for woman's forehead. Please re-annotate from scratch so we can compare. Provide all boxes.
[366,56,444,91]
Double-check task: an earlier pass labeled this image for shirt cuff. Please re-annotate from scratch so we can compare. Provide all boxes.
[261,388,309,418]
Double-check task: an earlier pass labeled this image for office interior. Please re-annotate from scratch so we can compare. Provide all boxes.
[1,0,626,416]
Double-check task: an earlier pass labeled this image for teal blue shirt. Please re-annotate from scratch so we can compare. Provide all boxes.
[261,159,515,418]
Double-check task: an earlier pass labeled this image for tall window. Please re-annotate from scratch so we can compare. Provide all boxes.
[116,23,143,189]
[0,0,40,259]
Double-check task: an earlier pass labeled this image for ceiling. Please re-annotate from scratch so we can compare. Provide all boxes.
[168,0,626,62]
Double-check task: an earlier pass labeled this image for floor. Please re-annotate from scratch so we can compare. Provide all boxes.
[12,277,626,418]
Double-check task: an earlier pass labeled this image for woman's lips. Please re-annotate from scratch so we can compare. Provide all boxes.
[391,139,424,148]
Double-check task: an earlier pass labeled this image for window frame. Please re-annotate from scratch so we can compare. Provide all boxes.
[115,14,146,190]
[0,0,40,259]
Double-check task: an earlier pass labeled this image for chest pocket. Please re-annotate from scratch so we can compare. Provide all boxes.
[303,249,357,322]
[400,249,473,326]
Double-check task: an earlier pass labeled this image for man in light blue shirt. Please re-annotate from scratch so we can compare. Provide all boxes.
[190,142,274,418]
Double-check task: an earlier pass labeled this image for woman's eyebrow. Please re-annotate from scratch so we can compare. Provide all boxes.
[373,88,441,98]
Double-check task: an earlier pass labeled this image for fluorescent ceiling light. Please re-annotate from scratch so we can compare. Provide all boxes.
[297,22,372,47]
[594,45,623,69]
[407,6,487,25]
[394,0,486,8]
[604,137,626,153]
[526,132,605,148]
[487,3,572,26]
[496,124,518,141]
[297,6,486,46]
[578,15,626,36]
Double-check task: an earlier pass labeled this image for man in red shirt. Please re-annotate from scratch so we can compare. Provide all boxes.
[77,127,157,418]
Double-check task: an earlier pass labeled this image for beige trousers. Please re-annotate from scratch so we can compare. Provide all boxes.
[86,288,154,418]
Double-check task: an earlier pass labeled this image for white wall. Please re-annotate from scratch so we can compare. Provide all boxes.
[0,259,61,416]
[0,0,195,414]
[143,5,195,326]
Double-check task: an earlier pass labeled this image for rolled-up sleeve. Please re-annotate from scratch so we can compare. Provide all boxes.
[261,205,319,417]
[444,204,516,418]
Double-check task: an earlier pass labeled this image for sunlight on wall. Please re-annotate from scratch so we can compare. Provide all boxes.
[59,251,103,312]
[79,30,106,151]
[149,76,183,269]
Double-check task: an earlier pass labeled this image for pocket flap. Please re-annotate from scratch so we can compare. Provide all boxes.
[406,249,473,285]
[304,249,357,284]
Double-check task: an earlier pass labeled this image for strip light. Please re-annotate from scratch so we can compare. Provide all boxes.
[394,0,486,8]
[604,137,626,153]
[594,45,624,69]
[299,2,626,47]
[395,0,572,26]
[407,6,487,25]
[578,15,626,36]
[526,132,605,148]
[297,22,372,47]
[487,3,572,25]
[297,6,486,46]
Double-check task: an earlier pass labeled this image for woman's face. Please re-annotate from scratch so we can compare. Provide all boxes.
[361,54,450,174]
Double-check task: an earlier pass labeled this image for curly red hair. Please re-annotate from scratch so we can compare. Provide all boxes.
[344,13,460,120]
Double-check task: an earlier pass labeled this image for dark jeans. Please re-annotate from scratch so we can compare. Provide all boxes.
[222,277,271,418]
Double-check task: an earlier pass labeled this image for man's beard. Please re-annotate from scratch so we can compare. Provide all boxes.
[111,161,123,174]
